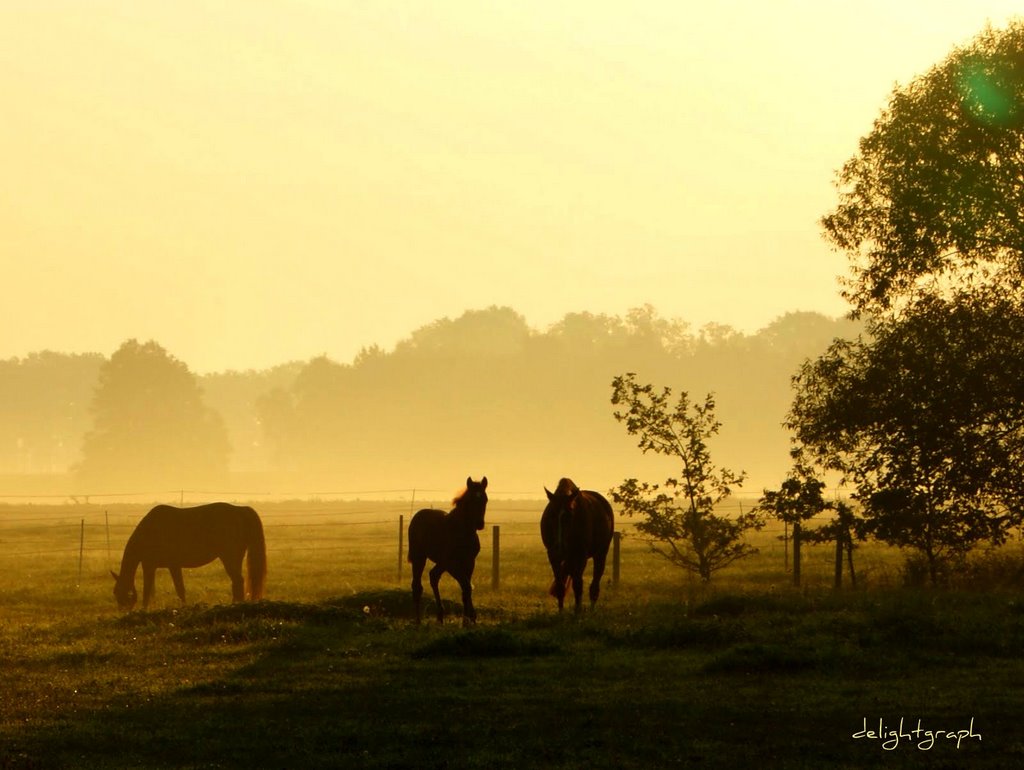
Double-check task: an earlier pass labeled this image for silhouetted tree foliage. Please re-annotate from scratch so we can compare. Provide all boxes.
[75,340,229,490]
[800,21,1024,583]
[789,289,1024,584]
[610,372,762,583]
[756,462,829,529]
[823,21,1024,314]
[757,459,867,586]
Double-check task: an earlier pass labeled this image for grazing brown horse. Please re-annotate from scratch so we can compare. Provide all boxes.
[541,478,614,612]
[408,476,488,624]
[111,502,267,610]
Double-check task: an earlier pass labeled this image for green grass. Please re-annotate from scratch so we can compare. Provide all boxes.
[2,501,1023,768]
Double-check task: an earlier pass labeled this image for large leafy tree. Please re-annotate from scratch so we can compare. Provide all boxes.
[76,340,229,491]
[789,289,1024,583]
[823,21,1024,315]
[610,372,762,583]
[796,21,1024,582]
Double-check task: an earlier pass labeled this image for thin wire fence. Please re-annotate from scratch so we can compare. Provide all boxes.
[0,494,831,573]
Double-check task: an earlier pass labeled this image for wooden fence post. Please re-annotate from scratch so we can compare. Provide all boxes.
[612,531,621,587]
[846,530,857,589]
[491,525,500,590]
[834,536,843,590]
[398,514,404,583]
[792,521,802,587]
[783,521,789,572]
[77,519,85,588]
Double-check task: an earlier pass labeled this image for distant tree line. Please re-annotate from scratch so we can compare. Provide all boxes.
[0,306,858,493]
[0,351,102,474]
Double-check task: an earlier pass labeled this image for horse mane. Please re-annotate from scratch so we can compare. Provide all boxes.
[452,486,469,508]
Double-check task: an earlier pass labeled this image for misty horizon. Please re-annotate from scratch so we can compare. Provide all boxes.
[2,3,1009,498]
[1,305,860,498]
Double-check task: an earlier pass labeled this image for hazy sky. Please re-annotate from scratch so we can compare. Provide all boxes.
[3,2,1021,373]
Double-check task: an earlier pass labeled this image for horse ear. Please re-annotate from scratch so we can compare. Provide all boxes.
[481,476,488,490]
[545,487,554,501]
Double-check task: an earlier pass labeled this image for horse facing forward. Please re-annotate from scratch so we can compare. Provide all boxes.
[541,478,614,612]
[408,476,489,624]
[111,502,267,610]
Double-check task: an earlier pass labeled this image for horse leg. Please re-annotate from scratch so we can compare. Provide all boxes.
[221,555,245,602]
[570,565,585,614]
[428,564,446,623]
[455,571,476,626]
[169,566,187,605]
[411,558,426,624]
[589,552,608,608]
[142,564,156,610]
[547,551,565,611]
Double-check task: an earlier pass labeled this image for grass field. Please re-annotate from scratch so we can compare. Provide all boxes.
[2,500,1023,768]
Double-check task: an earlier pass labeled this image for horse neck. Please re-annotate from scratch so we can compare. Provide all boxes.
[448,501,483,528]
[553,496,593,550]
[553,504,574,548]
[117,539,142,585]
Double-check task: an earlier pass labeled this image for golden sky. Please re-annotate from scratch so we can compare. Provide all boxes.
[2,1,1021,372]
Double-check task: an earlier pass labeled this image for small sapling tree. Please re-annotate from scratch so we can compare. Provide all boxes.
[757,459,866,587]
[756,461,828,587]
[610,372,762,583]
[805,500,863,589]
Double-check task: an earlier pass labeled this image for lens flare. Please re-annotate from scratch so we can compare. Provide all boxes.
[958,60,1019,126]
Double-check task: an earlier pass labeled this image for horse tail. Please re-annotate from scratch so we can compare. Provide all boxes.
[549,573,571,597]
[244,508,268,601]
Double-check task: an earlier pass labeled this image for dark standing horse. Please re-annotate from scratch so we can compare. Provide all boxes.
[541,478,614,612]
[408,476,489,624]
[111,502,267,610]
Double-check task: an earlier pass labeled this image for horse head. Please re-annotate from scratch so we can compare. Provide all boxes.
[543,478,580,550]
[455,476,489,530]
[545,478,580,512]
[110,570,138,611]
